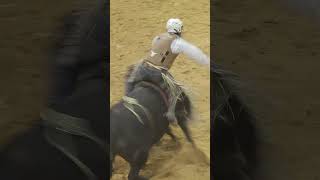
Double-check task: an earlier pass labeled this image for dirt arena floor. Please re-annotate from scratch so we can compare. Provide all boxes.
[214,0,320,179]
[110,0,210,179]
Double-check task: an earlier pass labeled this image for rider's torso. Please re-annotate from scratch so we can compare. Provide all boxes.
[144,32,179,70]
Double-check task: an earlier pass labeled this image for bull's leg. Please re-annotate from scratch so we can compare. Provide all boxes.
[165,102,178,125]
[176,94,194,144]
[166,127,177,142]
[177,116,194,144]
[128,150,149,180]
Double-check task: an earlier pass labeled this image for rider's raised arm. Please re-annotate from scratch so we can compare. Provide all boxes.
[171,38,210,66]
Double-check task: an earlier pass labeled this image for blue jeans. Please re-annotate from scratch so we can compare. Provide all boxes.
[125,63,164,94]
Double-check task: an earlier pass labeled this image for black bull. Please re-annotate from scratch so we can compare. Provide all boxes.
[109,64,258,180]
[110,74,194,180]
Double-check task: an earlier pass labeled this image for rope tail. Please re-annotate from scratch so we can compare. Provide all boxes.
[122,96,152,126]
[161,72,185,114]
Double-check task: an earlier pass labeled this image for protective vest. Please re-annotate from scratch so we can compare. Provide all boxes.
[144,33,179,69]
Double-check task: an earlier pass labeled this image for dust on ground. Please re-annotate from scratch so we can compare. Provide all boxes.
[110,0,210,179]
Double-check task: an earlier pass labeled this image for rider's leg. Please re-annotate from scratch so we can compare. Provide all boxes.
[152,70,182,125]
[165,96,179,124]
[126,64,163,95]
[161,71,181,124]
[126,64,179,124]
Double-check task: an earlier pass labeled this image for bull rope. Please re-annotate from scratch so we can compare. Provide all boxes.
[122,96,152,126]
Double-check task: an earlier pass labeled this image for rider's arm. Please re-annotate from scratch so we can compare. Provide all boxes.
[171,38,210,66]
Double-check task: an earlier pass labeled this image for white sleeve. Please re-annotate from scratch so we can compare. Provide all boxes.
[171,38,210,66]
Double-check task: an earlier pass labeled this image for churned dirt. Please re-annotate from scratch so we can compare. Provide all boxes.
[110,0,210,179]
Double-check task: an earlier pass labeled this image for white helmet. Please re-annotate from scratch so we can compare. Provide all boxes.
[166,18,183,34]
